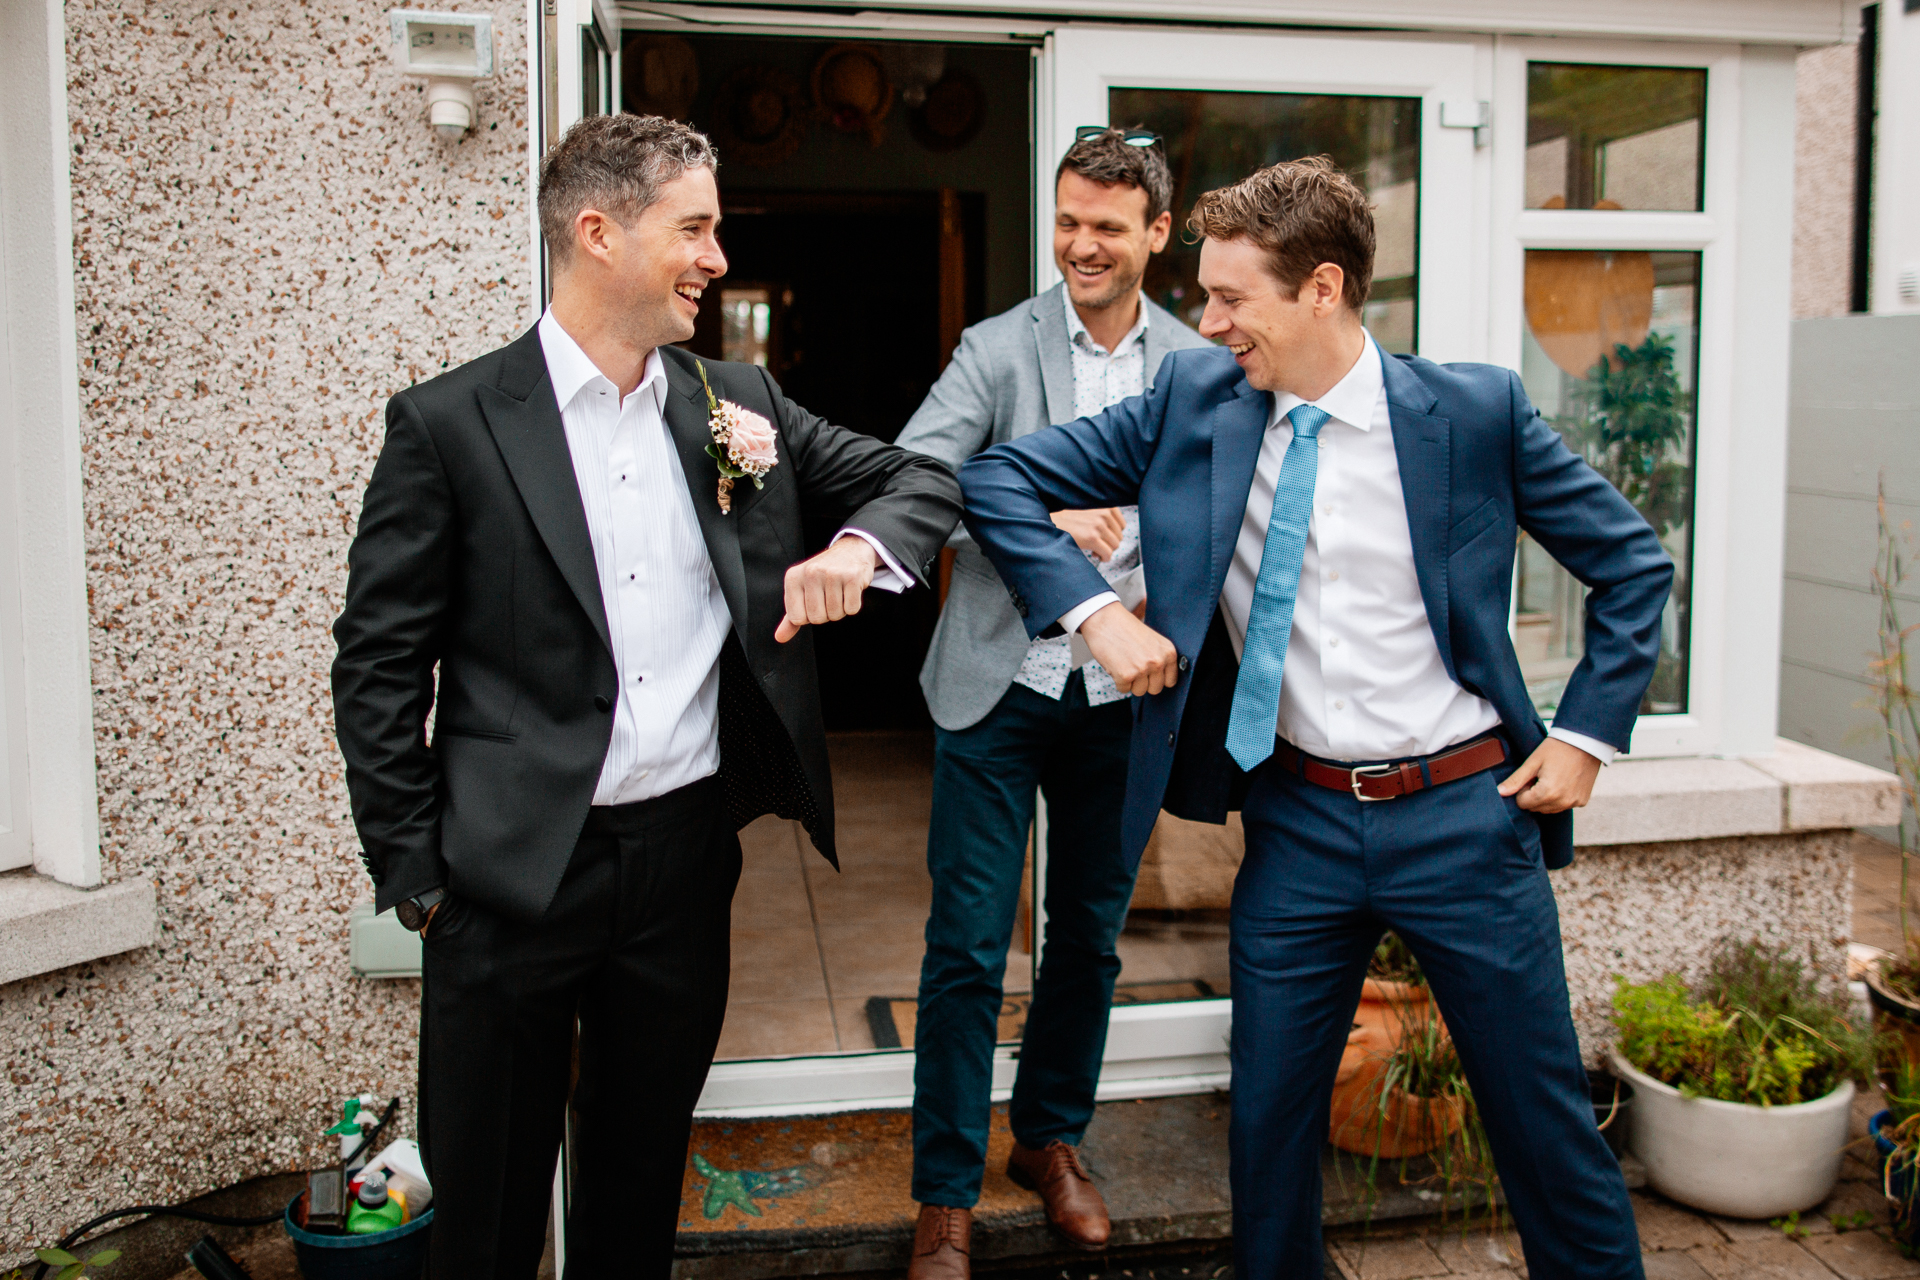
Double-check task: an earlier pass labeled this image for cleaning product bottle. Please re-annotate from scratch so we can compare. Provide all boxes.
[324,1093,381,1173]
[347,1169,407,1235]
[363,1137,434,1215]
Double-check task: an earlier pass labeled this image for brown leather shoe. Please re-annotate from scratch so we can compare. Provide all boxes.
[1006,1140,1110,1250]
[908,1204,972,1280]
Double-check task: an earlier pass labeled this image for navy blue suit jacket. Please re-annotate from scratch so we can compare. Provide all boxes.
[958,345,1673,873]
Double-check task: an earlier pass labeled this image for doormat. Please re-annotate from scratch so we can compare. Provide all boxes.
[678,1104,1041,1242]
[865,980,1221,1049]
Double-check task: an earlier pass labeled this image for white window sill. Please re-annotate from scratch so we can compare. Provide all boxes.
[1577,738,1903,847]
[0,870,156,986]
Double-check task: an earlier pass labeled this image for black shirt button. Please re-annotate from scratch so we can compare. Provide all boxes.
[1167,731,1176,747]
[1177,655,1190,672]
[593,695,612,713]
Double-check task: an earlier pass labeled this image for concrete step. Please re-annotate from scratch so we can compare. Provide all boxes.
[671,1094,1489,1280]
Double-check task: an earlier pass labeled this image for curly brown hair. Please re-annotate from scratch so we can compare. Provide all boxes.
[1187,156,1375,310]
[538,113,718,263]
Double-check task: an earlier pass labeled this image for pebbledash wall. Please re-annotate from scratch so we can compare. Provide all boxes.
[0,0,1907,1265]
[2,0,530,1255]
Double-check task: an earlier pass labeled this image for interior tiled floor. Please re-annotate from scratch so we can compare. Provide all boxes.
[716,730,1232,1061]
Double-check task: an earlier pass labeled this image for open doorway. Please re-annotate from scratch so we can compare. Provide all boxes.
[632,31,1033,1058]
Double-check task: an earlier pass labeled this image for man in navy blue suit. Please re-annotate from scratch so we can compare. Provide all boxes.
[959,158,1668,1279]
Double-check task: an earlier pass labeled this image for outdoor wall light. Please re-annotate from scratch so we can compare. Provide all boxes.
[386,9,497,139]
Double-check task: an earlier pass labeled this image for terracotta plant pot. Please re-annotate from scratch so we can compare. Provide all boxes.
[1328,979,1458,1157]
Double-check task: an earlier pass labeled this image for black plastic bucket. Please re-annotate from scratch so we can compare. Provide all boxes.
[284,1195,433,1280]
[1587,1068,1634,1157]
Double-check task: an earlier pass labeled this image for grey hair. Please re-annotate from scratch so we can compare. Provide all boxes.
[538,113,719,262]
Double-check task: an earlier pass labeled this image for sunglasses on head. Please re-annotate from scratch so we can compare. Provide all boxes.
[1074,126,1163,148]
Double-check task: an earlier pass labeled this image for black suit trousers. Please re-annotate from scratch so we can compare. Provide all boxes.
[418,777,741,1279]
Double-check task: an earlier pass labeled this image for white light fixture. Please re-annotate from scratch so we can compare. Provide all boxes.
[386,10,496,139]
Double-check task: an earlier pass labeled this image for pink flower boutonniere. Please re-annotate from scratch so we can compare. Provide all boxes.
[697,360,778,514]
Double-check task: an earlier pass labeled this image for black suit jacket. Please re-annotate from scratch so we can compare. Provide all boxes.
[332,327,962,920]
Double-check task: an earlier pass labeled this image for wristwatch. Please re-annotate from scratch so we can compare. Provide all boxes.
[396,887,448,933]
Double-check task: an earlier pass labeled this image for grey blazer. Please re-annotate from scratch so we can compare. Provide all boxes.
[897,283,1212,731]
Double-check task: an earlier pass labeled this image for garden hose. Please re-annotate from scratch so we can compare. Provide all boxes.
[29,1096,401,1279]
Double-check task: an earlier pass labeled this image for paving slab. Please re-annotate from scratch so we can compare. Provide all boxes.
[1631,1193,1726,1251]
[1801,1230,1920,1280]
[1328,1236,1448,1280]
[1427,1225,1525,1273]
[1640,1252,1713,1280]
[1686,1238,1836,1279]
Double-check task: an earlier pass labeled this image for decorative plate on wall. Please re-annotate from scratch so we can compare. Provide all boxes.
[711,66,810,168]
[812,43,894,148]
[909,68,985,153]
[623,34,700,121]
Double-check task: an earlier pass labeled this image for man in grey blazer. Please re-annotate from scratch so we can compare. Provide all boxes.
[894,128,1211,1280]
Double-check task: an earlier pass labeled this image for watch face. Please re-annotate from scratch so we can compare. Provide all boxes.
[396,899,426,932]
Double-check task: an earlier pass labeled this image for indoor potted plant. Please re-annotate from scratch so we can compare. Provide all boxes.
[1609,937,1877,1218]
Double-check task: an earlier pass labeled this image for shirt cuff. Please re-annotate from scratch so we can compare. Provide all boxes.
[1548,726,1617,766]
[834,529,912,594]
[1059,592,1121,635]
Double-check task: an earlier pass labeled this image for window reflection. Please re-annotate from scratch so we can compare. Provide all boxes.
[720,287,774,367]
[1108,88,1421,354]
[1518,250,1699,716]
[1525,64,1706,211]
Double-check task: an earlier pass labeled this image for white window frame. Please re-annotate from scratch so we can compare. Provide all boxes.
[1488,36,1795,760]
[0,0,103,887]
[530,0,623,313]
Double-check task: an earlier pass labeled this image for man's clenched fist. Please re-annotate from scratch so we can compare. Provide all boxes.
[775,537,879,643]
[1079,601,1180,696]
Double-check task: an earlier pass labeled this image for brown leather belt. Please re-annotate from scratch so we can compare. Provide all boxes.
[1273,733,1509,802]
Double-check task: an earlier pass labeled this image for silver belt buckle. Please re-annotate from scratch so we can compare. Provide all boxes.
[1350,763,1398,802]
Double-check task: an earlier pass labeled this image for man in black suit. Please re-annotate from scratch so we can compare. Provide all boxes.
[331,113,962,1279]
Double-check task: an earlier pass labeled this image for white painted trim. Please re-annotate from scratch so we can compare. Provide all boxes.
[528,0,546,322]
[1717,43,1796,757]
[694,1000,1232,1117]
[619,2,1052,40]
[0,0,101,887]
[612,0,1848,46]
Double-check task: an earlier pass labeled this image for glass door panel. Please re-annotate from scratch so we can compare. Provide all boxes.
[1047,26,1484,361]
[1111,89,1422,352]
[1041,27,1485,1039]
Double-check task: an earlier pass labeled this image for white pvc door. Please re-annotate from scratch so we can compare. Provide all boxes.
[1028,24,1492,1096]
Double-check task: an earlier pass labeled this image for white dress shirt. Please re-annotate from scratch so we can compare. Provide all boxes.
[1011,292,1149,707]
[542,311,732,804]
[539,312,914,806]
[1063,332,1615,765]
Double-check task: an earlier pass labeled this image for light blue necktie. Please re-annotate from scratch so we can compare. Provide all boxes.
[1225,404,1331,772]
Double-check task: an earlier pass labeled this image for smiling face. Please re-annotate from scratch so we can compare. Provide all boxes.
[1196,235,1355,397]
[1053,169,1172,315]
[565,165,728,354]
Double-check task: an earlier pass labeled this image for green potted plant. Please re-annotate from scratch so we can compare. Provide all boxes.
[1861,481,1920,1057]
[1609,937,1877,1218]
[1870,1057,1920,1248]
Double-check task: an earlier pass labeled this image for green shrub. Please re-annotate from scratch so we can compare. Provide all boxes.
[1612,938,1876,1106]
